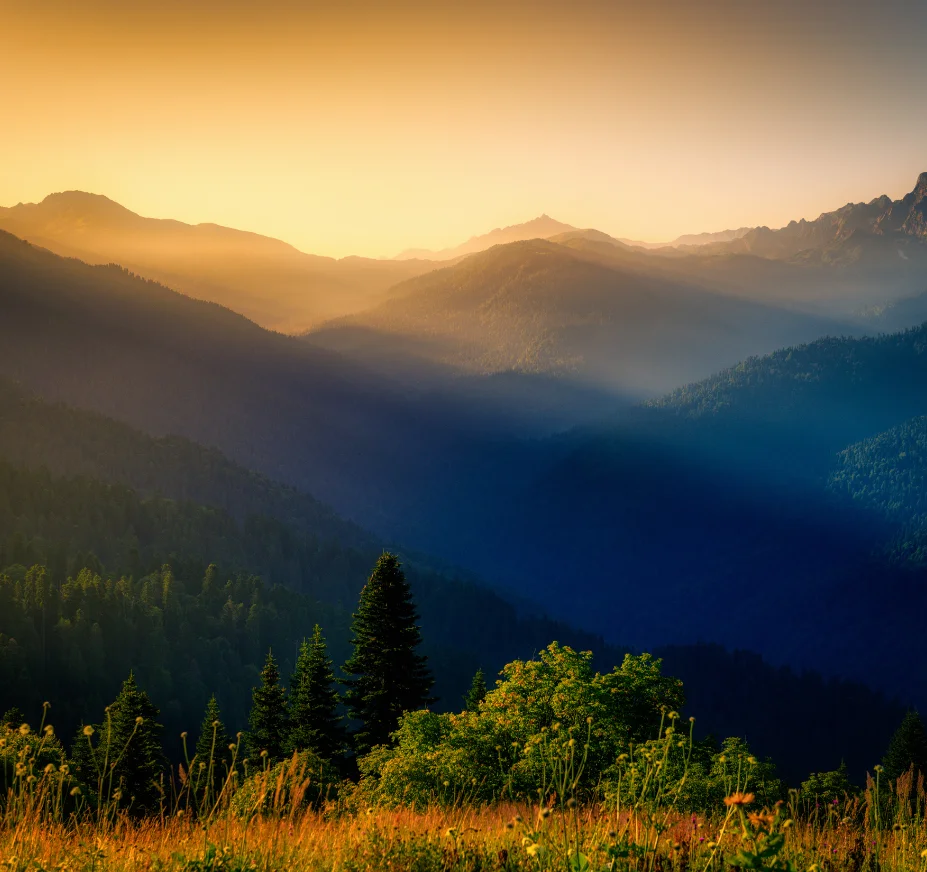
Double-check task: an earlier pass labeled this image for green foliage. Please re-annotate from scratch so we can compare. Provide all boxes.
[0,556,341,747]
[246,652,288,764]
[0,454,631,744]
[355,642,685,807]
[288,626,345,762]
[799,762,855,804]
[70,673,165,815]
[343,554,433,756]
[882,710,927,780]
[463,669,487,712]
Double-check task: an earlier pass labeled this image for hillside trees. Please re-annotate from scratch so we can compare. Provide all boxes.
[70,673,165,814]
[288,626,345,761]
[343,553,434,755]
[246,652,288,763]
[883,710,927,780]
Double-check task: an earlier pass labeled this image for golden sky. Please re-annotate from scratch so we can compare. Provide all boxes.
[2,0,926,257]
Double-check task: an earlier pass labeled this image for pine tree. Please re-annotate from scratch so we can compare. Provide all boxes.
[288,625,345,761]
[194,695,229,796]
[343,553,434,755]
[883,710,927,780]
[246,650,288,763]
[464,668,488,711]
[69,673,164,814]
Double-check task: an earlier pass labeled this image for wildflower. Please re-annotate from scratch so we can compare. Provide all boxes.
[586,716,593,724]
[724,792,755,807]
[18,724,30,736]
[540,808,551,819]
[135,717,143,725]
[44,725,54,735]
[443,780,450,787]
[70,786,81,797]
[526,843,542,857]
[748,811,775,829]
[747,757,757,765]
[668,711,679,720]
[83,726,94,737]
[44,763,56,775]
[718,755,727,763]
[228,743,236,752]
[444,828,457,839]
[608,830,616,839]
[566,798,576,808]
[212,720,220,728]
[514,815,523,823]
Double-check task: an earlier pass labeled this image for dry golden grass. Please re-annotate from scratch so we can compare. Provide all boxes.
[2,802,927,871]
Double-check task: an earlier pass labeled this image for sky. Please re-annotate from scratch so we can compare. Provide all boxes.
[2,0,927,258]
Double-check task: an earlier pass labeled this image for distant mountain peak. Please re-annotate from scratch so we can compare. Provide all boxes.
[914,171,927,196]
[394,214,576,261]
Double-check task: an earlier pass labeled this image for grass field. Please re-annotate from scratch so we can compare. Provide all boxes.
[2,797,927,871]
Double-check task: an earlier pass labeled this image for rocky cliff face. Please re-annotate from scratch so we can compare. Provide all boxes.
[712,172,927,260]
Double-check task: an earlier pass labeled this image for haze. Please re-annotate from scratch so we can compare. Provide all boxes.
[2,0,926,257]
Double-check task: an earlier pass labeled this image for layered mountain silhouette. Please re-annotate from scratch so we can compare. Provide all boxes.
[309,237,849,396]
[0,192,436,332]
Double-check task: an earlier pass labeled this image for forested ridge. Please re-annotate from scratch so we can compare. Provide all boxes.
[0,452,907,783]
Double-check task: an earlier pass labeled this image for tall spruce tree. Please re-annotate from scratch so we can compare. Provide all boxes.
[343,553,433,755]
[288,625,345,761]
[194,695,229,795]
[464,668,488,712]
[246,650,288,763]
[69,673,165,814]
[883,710,927,780]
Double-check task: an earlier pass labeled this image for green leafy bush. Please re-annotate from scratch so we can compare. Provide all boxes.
[354,642,684,807]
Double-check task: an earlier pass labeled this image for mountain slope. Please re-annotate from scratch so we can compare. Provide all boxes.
[310,238,848,396]
[0,192,436,332]
[0,230,485,529]
[0,383,907,783]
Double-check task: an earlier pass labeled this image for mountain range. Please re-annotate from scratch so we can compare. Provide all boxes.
[0,192,436,332]
[3,172,927,769]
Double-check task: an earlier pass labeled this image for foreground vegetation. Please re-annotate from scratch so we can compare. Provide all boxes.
[3,759,927,871]
[2,553,927,870]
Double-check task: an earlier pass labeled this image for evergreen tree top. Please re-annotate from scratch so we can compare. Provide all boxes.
[464,668,488,712]
[883,709,927,780]
[343,553,433,755]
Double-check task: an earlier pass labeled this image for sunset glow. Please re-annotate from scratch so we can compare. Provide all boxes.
[3,0,926,256]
